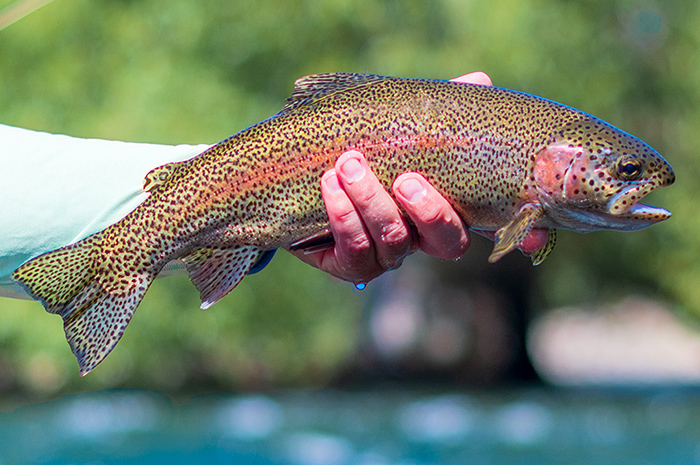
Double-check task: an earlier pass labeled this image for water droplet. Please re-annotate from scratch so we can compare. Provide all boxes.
[453,256,462,263]
[355,283,366,290]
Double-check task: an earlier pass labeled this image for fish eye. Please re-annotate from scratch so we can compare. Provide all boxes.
[616,158,643,181]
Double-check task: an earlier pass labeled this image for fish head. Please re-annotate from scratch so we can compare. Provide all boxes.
[533,117,674,232]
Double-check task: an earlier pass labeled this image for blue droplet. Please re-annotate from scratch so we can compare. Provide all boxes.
[355,283,366,290]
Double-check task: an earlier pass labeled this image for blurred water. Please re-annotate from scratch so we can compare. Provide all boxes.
[1,387,699,464]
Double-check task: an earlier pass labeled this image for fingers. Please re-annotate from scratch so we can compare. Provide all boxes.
[393,173,470,261]
[450,71,493,86]
[288,151,418,284]
[328,151,414,272]
[298,152,471,285]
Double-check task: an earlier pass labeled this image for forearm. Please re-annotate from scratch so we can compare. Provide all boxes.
[0,124,210,298]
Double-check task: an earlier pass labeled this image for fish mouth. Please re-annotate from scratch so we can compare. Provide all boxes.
[607,185,671,228]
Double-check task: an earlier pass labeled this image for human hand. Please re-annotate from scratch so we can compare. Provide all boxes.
[288,72,548,285]
[289,149,470,284]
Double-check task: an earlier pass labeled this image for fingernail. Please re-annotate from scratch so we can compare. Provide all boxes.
[396,177,427,203]
[339,157,365,182]
[323,171,343,193]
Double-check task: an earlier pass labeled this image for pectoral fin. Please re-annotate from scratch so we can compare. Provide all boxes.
[530,229,556,266]
[488,204,545,263]
[181,246,261,309]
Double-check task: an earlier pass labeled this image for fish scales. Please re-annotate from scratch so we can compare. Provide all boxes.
[12,73,674,374]
[149,78,573,245]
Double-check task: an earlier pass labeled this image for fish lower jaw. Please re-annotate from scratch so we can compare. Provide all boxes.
[607,184,662,214]
[606,186,671,227]
[543,202,670,233]
[608,202,672,225]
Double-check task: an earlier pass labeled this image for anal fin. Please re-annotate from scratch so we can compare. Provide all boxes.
[488,204,545,263]
[181,246,261,309]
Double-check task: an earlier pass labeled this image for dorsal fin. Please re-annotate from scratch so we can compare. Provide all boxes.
[143,162,181,192]
[283,73,387,111]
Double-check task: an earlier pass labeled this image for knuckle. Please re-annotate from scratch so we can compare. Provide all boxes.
[336,236,379,282]
[380,221,411,248]
[346,235,373,255]
[333,208,360,227]
[417,202,449,226]
[350,185,384,209]
[377,221,413,270]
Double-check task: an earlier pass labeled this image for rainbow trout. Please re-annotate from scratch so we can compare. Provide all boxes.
[12,73,674,374]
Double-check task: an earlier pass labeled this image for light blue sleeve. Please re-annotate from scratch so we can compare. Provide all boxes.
[0,124,211,299]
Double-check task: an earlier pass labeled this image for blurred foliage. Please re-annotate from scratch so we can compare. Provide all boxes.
[0,0,698,396]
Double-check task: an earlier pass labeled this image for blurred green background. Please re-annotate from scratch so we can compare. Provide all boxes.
[0,0,696,399]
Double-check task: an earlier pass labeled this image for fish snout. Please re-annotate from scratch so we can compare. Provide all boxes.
[652,156,675,187]
[662,166,675,186]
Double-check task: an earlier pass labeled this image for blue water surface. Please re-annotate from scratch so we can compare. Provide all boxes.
[1,387,699,464]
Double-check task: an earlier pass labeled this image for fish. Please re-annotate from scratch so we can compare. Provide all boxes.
[11,73,675,375]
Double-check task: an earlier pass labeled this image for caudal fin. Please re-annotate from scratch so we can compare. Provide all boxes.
[12,234,153,375]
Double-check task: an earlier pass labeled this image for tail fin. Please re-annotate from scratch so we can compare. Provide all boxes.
[12,234,153,375]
